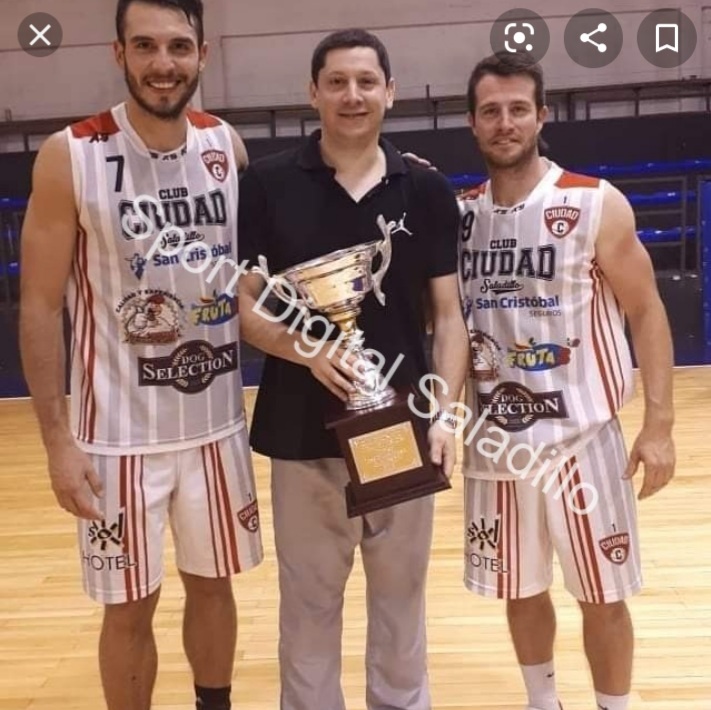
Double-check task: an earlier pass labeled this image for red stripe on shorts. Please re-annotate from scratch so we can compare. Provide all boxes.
[214,441,241,574]
[496,482,504,599]
[512,483,521,599]
[201,445,222,576]
[140,456,149,595]
[566,459,598,603]
[572,461,605,604]
[130,456,141,599]
[119,457,133,603]
[559,461,588,601]
[208,443,231,575]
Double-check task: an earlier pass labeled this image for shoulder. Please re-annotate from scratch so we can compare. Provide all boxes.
[68,109,121,141]
[406,161,453,190]
[404,162,458,210]
[224,123,248,172]
[186,108,224,130]
[245,145,303,180]
[599,180,634,226]
[457,182,486,202]
[33,131,71,182]
[553,169,602,190]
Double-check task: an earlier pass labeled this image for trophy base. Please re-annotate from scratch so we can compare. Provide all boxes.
[344,466,451,517]
[325,389,452,518]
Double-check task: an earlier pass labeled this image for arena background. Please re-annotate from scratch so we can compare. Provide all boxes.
[0,0,710,393]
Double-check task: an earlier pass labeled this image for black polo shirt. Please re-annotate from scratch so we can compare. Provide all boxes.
[238,130,460,460]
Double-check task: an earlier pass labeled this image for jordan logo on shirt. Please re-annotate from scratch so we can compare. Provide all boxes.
[388,212,413,237]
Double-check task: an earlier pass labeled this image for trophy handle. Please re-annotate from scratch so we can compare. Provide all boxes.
[251,255,309,313]
[373,215,393,307]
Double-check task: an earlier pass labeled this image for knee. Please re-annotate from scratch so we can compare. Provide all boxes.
[181,572,234,603]
[507,591,552,619]
[579,599,629,624]
[103,589,159,637]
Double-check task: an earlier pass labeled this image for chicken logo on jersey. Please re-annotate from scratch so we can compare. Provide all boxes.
[544,206,581,238]
[117,290,184,345]
[470,330,503,382]
[202,149,229,183]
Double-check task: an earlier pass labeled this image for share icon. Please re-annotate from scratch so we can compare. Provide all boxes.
[580,22,608,52]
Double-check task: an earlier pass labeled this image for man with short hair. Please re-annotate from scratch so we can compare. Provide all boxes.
[456,52,675,710]
[19,2,262,709]
[238,28,469,710]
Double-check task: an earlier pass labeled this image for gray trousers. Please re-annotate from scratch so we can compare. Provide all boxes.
[271,458,435,710]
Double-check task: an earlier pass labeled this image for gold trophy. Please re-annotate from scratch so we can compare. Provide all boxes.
[251,215,450,516]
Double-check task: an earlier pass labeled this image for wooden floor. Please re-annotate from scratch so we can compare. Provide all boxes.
[1,368,709,710]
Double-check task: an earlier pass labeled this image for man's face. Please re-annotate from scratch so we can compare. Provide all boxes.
[310,47,394,143]
[114,2,207,121]
[470,73,547,169]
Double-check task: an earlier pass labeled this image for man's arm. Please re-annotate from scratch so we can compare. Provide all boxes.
[226,124,248,172]
[19,131,102,519]
[594,182,675,499]
[427,273,469,476]
[237,166,358,401]
[413,168,471,476]
[430,274,469,411]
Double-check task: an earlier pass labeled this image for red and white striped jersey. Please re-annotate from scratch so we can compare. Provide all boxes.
[65,102,245,454]
[458,161,634,478]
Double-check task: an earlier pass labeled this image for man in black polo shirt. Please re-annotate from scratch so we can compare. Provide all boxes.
[238,28,469,710]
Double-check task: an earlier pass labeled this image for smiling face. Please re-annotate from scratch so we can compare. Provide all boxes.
[310,46,394,144]
[114,1,206,121]
[469,73,548,170]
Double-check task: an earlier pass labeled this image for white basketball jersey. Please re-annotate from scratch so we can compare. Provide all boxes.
[458,161,634,479]
[65,103,245,454]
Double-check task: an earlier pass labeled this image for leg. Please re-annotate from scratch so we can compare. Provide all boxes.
[464,478,560,710]
[78,454,170,710]
[271,458,361,710]
[181,572,236,687]
[579,600,633,695]
[360,494,434,710]
[549,419,642,709]
[507,591,556,665]
[99,589,161,710]
[171,435,264,708]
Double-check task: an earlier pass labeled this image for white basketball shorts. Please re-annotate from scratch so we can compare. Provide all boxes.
[463,417,642,603]
[77,428,263,604]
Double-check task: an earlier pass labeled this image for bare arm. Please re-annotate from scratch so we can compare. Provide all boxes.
[427,273,469,476]
[226,124,249,172]
[595,182,675,498]
[20,132,77,449]
[19,131,102,518]
[429,273,469,411]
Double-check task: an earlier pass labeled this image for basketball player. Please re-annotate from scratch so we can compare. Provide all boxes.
[237,29,469,710]
[457,53,675,710]
[19,2,263,709]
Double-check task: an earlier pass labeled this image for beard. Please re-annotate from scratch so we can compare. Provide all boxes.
[125,65,199,121]
[481,134,538,171]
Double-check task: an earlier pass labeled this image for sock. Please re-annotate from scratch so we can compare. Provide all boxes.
[595,691,630,710]
[195,684,231,710]
[520,660,559,710]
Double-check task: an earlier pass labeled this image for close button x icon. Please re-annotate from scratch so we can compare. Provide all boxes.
[18,12,63,57]
[29,24,52,46]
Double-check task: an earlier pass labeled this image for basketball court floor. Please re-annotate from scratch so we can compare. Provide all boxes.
[0,367,709,709]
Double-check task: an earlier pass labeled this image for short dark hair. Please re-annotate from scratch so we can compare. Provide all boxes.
[116,0,205,47]
[467,51,545,114]
[311,28,391,83]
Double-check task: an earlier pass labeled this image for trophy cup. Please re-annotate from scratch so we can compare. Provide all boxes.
[251,215,451,517]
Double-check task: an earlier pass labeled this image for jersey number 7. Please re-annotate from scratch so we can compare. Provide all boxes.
[106,156,125,193]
